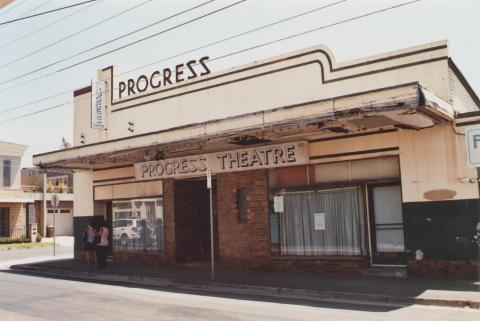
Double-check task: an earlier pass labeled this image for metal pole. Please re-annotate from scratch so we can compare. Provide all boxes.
[42,173,47,241]
[209,186,214,279]
[53,209,56,256]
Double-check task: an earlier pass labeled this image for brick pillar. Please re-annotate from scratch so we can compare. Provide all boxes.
[163,179,176,263]
[34,201,44,237]
[6,203,25,238]
[216,169,270,269]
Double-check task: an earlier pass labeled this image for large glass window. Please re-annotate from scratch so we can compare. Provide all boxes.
[278,187,366,256]
[112,198,164,253]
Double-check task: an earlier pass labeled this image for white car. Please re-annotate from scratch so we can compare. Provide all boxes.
[113,219,142,245]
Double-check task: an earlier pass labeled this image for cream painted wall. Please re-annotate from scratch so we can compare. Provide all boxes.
[73,171,93,217]
[309,127,479,202]
[71,41,474,147]
[399,126,478,202]
[92,166,134,182]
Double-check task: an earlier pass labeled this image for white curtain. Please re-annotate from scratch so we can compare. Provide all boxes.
[280,187,366,256]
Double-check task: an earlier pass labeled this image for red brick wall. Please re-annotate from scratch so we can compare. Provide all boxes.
[216,169,270,268]
[34,201,44,236]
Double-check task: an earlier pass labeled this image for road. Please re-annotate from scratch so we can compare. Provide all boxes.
[0,271,478,321]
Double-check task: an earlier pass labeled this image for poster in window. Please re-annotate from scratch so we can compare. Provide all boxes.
[314,213,325,230]
[273,196,284,213]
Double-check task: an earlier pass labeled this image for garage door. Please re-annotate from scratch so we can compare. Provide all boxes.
[47,209,73,236]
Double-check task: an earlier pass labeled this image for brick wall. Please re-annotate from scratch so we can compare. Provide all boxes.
[0,202,25,238]
[216,169,270,269]
[34,201,44,236]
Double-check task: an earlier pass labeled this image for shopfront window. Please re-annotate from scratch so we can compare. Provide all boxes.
[278,187,366,256]
[112,198,164,253]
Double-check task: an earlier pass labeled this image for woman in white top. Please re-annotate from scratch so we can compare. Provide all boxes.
[96,221,109,269]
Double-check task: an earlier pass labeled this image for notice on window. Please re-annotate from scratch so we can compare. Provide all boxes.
[274,196,284,213]
[314,213,325,230]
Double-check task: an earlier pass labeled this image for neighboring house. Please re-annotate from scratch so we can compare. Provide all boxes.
[0,141,29,238]
[0,140,74,240]
[21,168,74,237]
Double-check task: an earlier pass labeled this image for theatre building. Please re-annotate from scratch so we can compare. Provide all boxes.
[34,41,480,279]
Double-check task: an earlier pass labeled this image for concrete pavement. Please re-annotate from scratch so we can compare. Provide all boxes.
[0,238,73,267]
[0,271,479,321]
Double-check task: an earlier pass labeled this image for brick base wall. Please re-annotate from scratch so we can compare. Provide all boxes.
[407,260,480,280]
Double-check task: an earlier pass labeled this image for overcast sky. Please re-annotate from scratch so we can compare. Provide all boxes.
[0,0,478,167]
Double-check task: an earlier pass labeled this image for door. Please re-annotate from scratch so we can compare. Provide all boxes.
[46,209,73,236]
[369,184,406,265]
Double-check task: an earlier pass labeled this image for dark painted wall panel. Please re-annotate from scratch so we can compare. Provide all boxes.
[403,199,480,260]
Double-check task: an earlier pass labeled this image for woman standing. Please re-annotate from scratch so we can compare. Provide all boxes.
[96,220,109,269]
[83,225,96,266]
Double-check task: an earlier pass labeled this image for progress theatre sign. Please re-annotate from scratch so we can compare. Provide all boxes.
[134,141,309,180]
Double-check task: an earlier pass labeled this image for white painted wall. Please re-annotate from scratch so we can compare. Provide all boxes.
[73,171,93,217]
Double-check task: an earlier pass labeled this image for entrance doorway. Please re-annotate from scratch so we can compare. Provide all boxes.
[174,178,215,263]
[368,183,406,265]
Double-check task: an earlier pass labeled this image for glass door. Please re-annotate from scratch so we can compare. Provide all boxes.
[369,184,406,265]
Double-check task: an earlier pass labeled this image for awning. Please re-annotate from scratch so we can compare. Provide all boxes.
[34,82,454,171]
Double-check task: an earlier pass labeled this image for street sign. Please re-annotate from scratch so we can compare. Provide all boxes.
[465,125,480,168]
[51,194,60,208]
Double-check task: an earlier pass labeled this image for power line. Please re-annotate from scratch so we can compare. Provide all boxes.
[0,0,51,30]
[114,0,348,79]
[0,0,213,70]
[0,0,29,18]
[0,0,104,50]
[0,0,246,86]
[0,0,348,114]
[0,0,96,26]
[0,0,421,125]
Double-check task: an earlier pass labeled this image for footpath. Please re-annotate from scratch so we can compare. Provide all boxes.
[7,258,480,309]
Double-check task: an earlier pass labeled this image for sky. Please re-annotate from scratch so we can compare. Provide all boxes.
[0,0,478,167]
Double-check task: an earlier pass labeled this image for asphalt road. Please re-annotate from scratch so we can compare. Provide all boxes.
[0,272,478,321]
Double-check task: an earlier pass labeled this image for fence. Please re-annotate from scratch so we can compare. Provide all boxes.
[0,227,27,239]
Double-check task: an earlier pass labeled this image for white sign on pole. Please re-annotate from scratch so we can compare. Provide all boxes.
[273,196,284,213]
[314,213,326,230]
[91,80,106,129]
[465,125,480,168]
[51,194,60,208]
